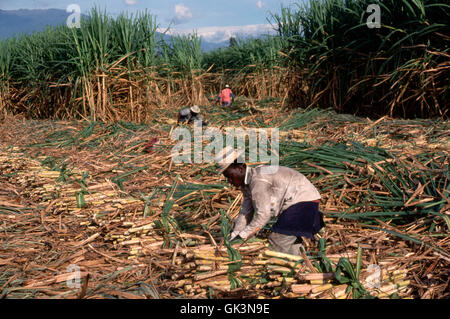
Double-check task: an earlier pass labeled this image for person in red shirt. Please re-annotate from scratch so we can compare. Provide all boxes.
[217,84,235,107]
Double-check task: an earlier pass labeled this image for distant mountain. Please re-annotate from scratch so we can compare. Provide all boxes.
[0,8,228,51]
[157,32,228,52]
[200,40,229,52]
[0,9,70,39]
[194,24,276,44]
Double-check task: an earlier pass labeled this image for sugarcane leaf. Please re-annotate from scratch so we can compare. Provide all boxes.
[356,244,362,280]
[367,224,449,257]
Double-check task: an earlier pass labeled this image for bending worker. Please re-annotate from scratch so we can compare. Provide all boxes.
[217,84,234,107]
[177,105,207,126]
[215,146,324,256]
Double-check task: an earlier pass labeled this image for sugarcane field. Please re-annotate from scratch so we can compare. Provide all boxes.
[0,0,449,301]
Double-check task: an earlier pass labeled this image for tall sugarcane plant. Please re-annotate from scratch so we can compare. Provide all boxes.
[0,38,12,116]
[0,8,212,120]
[271,0,450,118]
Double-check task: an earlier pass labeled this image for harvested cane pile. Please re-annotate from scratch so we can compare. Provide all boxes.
[0,103,449,299]
[161,244,412,299]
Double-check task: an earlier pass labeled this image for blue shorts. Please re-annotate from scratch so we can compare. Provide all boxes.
[271,201,324,238]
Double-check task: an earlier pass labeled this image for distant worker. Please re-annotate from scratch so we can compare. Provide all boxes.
[215,146,324,256]
[177,105,207,126]
[217,84,235,107]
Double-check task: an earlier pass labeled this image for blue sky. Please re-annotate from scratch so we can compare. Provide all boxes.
[0,0,302,42]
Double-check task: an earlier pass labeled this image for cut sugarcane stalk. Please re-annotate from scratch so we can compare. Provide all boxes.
[264,250,303,261]
[266,265,292,274]
[330,284,348,298]
[291,284,313,294]
[309,279,330,285]
[297,273,335,281]
[311,283,333,294]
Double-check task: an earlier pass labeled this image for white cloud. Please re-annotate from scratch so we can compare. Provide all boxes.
[160,24,276,43]
[173,3,193,24]
[256,1,263,9]
[125,0,138,5]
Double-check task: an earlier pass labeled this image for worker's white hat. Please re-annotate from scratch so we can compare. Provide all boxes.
[215,146,245,175]
[225,84,230,88]
[190,105,200,113]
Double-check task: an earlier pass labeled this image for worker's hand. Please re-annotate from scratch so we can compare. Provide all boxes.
[230,236,243,245]
[229,231,239,241]
[229,232,243,245]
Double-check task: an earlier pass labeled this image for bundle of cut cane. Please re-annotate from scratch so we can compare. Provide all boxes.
[165,243,412,299]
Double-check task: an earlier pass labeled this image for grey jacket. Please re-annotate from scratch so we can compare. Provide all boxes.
[231,165,321,239]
